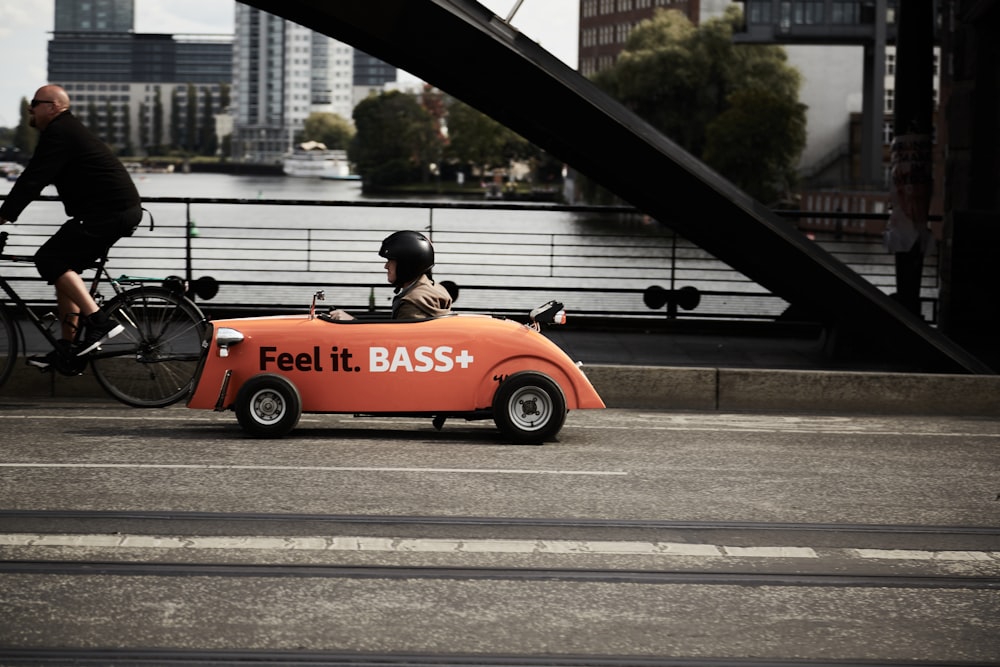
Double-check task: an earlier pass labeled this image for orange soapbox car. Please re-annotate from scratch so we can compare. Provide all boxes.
[187,296,605,442]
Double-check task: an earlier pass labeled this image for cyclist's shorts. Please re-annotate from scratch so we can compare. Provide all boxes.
[34,206,142,284]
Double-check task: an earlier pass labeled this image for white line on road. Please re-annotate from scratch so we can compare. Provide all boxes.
[4,413,999,438]
[0,462,626,476]
[0,533,779,558]
[1,533,996,563]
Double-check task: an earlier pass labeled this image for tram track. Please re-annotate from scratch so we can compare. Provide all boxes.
[2,558,998,590]
[0,648,997,667]
[2,509,998,552]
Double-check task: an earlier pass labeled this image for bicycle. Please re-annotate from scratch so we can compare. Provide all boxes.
[0,230,207,407]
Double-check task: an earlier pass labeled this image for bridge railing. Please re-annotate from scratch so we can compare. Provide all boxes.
[0,195,938,323]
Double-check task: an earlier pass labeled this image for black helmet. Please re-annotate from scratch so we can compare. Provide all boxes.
[379,230,435,287]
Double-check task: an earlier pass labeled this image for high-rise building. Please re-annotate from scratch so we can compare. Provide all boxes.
[578,0,700,76]
[54,0,134,32]
[233,5,370,164]
[48,0,232,157]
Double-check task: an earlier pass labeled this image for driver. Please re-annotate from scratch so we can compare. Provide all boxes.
[330,230,452,320]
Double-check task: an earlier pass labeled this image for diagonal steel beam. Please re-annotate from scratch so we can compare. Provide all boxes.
[238,0,992,373]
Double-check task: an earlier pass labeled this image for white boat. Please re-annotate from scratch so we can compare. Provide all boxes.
[282,141,355,180]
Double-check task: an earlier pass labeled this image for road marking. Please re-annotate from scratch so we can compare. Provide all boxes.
[0,462,625,476]
[854,548,998,562]
[0,533,783,558]
[2,533,997,563]
[4,413,999,438]
[722,546,818,558]
[579,424,1000,438]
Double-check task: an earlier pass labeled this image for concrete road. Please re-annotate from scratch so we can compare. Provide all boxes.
[1,399,998,664]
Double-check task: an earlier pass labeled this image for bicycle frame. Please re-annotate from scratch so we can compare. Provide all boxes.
[1,233,128,354]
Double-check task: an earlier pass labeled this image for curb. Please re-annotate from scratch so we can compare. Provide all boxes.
[4,362,1000,417]
[583,364,1000,417]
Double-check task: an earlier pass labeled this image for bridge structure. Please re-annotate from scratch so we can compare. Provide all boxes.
[240,0,992,374]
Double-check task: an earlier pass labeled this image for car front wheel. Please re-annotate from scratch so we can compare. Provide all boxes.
[235,374,302,438]
[492,371,566,445]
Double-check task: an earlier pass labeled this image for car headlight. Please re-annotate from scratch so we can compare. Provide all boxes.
[215,327,244,358]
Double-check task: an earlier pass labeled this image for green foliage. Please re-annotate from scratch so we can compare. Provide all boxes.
[170,89,182,151]
[300,112,355,150]
[151,87,164,156]
[185,83,198,152]
[120,101,133,156]
[704,89,806,203]
[350,91,438,187]
[13,98,36,155]
[590,6,806,202]
[201,88,218,156]
[445,99,536,177]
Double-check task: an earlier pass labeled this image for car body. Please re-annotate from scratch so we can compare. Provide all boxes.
[187,300,605,442]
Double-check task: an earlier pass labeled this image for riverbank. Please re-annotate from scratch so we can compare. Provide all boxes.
[121,158,565,202]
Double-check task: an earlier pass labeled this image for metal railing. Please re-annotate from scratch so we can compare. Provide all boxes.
[0,195,937,323]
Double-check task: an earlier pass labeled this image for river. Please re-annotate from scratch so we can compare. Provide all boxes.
[2,172,913,320]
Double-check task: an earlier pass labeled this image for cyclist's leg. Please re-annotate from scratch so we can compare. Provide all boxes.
[35,220,124,355]
[35,220,95,341]
[72,207,141,355]
[54,270,94,339]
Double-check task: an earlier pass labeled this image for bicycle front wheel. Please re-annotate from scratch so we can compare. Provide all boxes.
[0,304,19,389]
[91,287,207,407]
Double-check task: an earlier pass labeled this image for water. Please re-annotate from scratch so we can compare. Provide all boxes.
[2,172,908,320]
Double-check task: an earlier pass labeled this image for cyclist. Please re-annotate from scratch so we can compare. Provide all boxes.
[0,85,142,370]
[329,230,452,320]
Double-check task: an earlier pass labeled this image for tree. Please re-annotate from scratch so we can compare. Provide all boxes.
[138,101,149,154]
[444,99,535,181]
[218,83,230,112]
[201,87,217,156]
[704,89,806,203]
[86,101,100,135]
[591,6,805,202]
[120,102,133,156]
[350,90,439,187]
[185,83,198,152]
[170,88,182,150]
[300,112,354,149]
[103,100,115,148]
[12,98,36,156]
[151,87,164,156]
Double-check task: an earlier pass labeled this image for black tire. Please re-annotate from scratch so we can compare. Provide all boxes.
[0,305,18,389]
[492,371,567,445]
[91,287,207,408]
[235,374,302,438]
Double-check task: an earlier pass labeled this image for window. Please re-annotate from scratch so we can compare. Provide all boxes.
[831,1,860,24]
[794,0,824,24]
[748,1,772,24]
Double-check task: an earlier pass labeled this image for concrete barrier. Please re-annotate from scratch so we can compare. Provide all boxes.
[716,368,1000,416]
[3,361,1000,417]
[583,364,1000,417]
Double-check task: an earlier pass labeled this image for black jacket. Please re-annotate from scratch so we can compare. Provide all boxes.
[0,111,140,224]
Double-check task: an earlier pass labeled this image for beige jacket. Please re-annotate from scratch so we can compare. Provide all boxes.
[392,274,453,319]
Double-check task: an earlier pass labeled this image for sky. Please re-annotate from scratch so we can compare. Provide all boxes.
[0,0,579,128]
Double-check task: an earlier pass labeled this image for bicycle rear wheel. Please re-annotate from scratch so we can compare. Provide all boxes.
[0,304,18,388]
[91,287,206,407]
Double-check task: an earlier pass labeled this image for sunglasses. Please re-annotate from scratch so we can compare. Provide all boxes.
[30,99,56,109]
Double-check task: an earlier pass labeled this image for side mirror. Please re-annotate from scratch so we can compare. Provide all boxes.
[530,300,566,325]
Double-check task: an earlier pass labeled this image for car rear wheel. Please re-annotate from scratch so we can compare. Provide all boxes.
[492,371,566,445]
[235,374,302,438]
